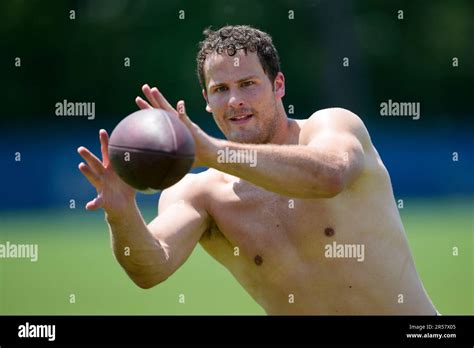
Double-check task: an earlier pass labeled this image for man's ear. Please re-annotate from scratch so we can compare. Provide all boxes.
[273,72,285,99]
[202,89,212,113]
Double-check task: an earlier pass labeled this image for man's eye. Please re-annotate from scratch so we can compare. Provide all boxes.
[242,81,255,87]
[215,86,227,93]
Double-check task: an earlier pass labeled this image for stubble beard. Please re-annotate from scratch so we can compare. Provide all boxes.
[226,103,279,144]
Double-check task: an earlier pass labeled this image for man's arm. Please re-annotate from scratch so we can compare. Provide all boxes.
[77,126,210,290]
[199,108,368,199]
[135,86,367,199]
[108,175,210,289]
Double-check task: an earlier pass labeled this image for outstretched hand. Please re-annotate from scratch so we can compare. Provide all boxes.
[135,84,217,168]
[77,129,136,216]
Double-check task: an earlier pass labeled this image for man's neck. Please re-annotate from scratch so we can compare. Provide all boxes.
[268,104,296,145]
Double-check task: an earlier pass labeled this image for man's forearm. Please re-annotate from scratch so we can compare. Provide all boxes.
[105,202,169,287]
[203,139,344,198]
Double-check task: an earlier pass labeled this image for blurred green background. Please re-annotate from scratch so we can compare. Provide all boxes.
[0,198,472,315]
[0,0,472,315]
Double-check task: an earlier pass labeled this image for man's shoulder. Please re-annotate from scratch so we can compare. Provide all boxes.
[159,169,221,209]
[307,107,366,129]
[181,168,224,189]
[302,107,372,147]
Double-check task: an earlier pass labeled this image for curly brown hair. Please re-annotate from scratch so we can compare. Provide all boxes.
[196,25,281,91]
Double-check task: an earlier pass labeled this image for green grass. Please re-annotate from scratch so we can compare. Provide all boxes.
[399,197,473,315]
[0,197,472,315]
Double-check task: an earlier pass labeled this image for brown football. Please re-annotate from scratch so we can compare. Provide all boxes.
[108,109,195,193]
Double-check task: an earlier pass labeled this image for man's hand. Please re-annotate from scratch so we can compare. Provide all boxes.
[77,130,136,219]
[135,84,218,168]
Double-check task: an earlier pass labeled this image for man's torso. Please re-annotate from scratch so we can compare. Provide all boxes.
[192,117,435,314]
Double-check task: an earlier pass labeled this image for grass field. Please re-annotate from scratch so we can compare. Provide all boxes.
[0,197,472,315]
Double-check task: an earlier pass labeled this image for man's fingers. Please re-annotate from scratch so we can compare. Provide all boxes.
[78,162,101,188]
[85,195,104,210]
[151,87,175,112]
[140,84,176,112]
[99,129,110,167]
[142,84,161,108]
[77,146,105,175]
[176,100,193,127]
[135,96,152,110]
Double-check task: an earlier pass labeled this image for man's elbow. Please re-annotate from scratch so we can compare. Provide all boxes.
[299,154,348,198]
[321,174,344,198]
[319,158,364,198]
[307,171,344,199]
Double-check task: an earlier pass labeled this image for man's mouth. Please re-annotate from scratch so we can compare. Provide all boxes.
[229,114,253,125]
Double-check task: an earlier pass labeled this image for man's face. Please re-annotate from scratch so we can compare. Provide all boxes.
[203,51,285,144]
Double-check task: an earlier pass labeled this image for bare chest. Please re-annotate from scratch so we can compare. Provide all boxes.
[200,179,340,274]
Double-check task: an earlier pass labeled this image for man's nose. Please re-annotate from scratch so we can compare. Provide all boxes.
[228,90,245,108]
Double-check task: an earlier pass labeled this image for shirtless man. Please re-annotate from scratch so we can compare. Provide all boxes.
[77,25,437,315]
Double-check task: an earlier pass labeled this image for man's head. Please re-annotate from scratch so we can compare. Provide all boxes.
[197,25,286,144]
